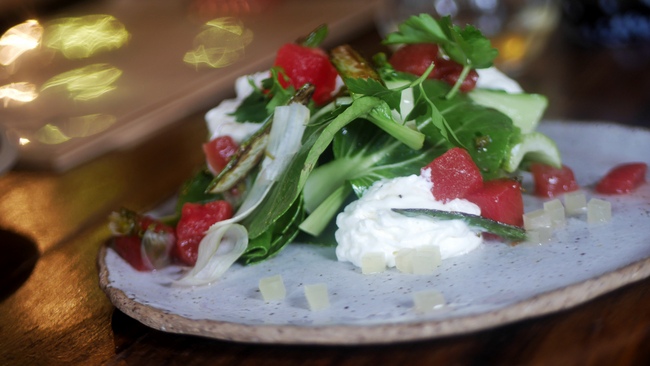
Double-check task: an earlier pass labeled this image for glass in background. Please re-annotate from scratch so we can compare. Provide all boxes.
[376,0,561,76]
[561,0,650,48]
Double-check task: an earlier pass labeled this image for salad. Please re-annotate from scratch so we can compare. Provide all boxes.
[108,14,646,286]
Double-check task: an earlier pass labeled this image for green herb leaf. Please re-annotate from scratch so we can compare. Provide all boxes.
[240,195,304,264]
[244,96,382,238]
[392,208,527,242]
[232,90,269,123]
[298,24,328,48]
[383,14,497,70]
[411,79,520,179]
[175,169,223,214]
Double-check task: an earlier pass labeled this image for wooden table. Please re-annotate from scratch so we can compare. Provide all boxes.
[2,14,650,366]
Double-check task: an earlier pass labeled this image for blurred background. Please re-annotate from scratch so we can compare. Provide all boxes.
[1,0,649,174]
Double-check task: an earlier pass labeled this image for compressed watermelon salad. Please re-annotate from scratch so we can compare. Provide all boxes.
[108,14,646,285]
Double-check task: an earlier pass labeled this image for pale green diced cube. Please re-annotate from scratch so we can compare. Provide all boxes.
[413,290,445,313]
[361,252,386,274]
[523,209,551,230]
[587,198,612,225]
[304,283,330,311]
[394,248,415,274]
[543,199,566,227]
[564,190,587,216]
[259,274,287,302]
[412,246,441,275]
[526,227,553,244]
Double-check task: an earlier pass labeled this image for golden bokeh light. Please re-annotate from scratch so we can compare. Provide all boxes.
[0,19,43,66]
[184,17,253,68]
[43,14,129,59]
[34,114,116,145]
[0,82,38,107]
[41,63,122,101]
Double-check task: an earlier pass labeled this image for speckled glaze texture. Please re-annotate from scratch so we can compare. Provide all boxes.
[98,121,650,344]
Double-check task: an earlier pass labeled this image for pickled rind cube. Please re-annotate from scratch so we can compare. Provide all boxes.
[258,274,286,302]
[395,248,415,273]
[413,290,445,313]
[587,198,611,225]
[564,190,587,216]
[412,246,441,275]
[304,283,330,311]
[523,209,551,230]
[526,227,553,244]
[543,199,566,227]
[395,247,441,274]
[361,252,386,274]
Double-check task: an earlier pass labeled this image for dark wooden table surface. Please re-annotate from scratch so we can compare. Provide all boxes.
[2,10,650,366]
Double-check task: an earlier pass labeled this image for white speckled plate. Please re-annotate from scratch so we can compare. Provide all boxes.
[98,120,650,344]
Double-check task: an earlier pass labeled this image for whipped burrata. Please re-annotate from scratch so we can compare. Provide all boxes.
[335,174,483,269]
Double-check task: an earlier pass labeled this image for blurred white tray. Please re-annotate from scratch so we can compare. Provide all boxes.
[1,0,382,171]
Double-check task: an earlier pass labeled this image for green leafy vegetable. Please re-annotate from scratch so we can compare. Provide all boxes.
[243,96,382,239]
[330,45,425,150]
[301,121,442,235]
[175,169,223,213]
[411,78,520,179]
[383,14,498,69]
[297,24,328,48]
[383,14,498,98]
[240,195,304,264]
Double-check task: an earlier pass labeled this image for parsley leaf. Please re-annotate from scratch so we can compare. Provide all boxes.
[232,91,269,123]
[383,14,497,69]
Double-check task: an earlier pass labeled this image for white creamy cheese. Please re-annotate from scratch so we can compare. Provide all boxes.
[335,174,483,269]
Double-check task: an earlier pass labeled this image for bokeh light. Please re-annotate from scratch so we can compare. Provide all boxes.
[34,114,116,145]
[43,14,129,59]
[41,63,122,101]
[184,17,253,68]
[0,20,43,66]
[0,82,38,106]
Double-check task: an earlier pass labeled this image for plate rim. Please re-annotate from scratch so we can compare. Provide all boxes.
[97,244,650,344]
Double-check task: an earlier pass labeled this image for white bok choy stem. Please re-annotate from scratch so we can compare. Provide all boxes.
[177,102,310,285]
[174,224,248,286]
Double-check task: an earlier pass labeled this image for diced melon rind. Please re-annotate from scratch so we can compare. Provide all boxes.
[361,252,387,274]
[543,198,566,227]
[587,198,612,225]
[564,190,587,216]
[523,208,551,230]
[304,283,330,311]
[526,227,553,244]
[259,274,287,302]
[395,248,415,274]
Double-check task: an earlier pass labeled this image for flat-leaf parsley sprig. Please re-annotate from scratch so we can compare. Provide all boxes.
[383,14,498,99]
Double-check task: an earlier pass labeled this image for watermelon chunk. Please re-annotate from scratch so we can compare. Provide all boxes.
[421,147,483,202]
[389,43,479,92]
[595,162,647,194]
[273,43,338,105]
[203,135,238,175]
[175,200,233,266]
[530,163,580,198]
[466,178,524,227]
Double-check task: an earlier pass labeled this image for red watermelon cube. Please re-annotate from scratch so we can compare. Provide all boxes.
[421,147,483,202]
[465,178,524,227]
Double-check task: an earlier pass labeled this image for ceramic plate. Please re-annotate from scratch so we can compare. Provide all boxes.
[98,120,650,344]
